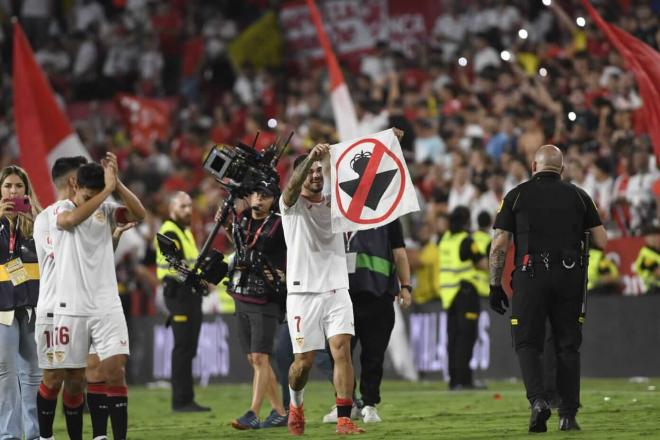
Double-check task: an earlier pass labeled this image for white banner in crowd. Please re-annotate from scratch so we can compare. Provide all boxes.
[330,128,419,233]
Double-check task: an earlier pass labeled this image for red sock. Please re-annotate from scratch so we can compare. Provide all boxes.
[39,383,60,400]
[336,398,353,419]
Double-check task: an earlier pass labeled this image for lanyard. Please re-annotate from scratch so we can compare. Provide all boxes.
[8,223,17,255]
[344,231,358,252]
[246,214,272,249]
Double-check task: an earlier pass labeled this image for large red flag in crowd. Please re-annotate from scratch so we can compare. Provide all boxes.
[582,0,660,163]
[12,21,90,206]
[114,93,173,156]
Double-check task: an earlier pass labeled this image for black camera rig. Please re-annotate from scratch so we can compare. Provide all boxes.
[156,132,292,293]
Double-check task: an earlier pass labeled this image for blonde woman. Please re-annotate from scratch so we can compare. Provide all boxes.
[0,165,42,440]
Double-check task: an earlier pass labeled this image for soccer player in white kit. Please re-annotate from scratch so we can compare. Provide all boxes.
[50,155,145,440]
[280,143,364,435]
[34,156,90,440]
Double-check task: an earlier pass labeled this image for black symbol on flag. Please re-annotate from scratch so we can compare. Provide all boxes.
[339,151,397,211]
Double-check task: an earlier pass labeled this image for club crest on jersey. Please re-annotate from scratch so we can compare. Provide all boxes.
[295,336,304,347]
[54,351,65,363]
[94,210,106,223]
[46,351,54,362]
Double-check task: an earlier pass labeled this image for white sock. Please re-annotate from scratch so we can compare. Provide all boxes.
[40,437,55,440]
[289,386,304,407]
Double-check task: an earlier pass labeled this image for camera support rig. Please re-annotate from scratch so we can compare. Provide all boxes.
[157,132,293,293]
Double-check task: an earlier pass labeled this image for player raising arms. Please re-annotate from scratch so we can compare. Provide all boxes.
[280,144,364,436]
[50,154,145,440]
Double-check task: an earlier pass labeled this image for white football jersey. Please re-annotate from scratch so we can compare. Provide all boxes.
[280,194,349,293]
[34,205,56,318]
[50,199,122,316]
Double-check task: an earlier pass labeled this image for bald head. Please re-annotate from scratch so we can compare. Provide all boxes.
[533,145,564,175]
[169,191,193,226]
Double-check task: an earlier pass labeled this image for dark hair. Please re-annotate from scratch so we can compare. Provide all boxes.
[293,154,308,170]
[449,206,471,233]
[76,163,105,190]
[51,156,88,186]
[477,211,492,229]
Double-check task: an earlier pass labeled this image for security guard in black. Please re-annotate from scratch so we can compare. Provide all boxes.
[489,145,606,433]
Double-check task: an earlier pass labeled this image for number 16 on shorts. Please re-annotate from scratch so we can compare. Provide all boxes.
[45,326,70,348]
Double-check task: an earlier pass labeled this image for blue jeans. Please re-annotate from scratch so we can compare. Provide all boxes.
[0,308,41,440]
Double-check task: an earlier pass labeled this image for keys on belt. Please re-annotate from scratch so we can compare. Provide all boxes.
[520,252,551,276]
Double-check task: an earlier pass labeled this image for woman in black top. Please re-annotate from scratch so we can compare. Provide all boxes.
[0,165,42,440]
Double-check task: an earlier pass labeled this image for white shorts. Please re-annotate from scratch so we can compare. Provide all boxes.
[35,315,55,369]
[52,312,129,368]
[287,289,354,354]
[36,315,99,369]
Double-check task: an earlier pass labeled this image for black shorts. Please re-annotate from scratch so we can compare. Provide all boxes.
[236,310,279,355]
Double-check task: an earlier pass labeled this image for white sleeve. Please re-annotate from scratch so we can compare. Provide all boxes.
[279,196,297,215]
[52,201,74,231]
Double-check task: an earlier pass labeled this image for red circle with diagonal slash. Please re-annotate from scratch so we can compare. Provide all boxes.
[335,137,406,224]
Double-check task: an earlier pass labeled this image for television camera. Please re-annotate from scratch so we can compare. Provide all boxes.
[156,133,291,294]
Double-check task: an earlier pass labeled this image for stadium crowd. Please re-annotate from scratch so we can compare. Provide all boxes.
[0,1,659,438]
[0,0,658,307]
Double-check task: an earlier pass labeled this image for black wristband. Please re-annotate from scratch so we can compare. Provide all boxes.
[401,284,413,292]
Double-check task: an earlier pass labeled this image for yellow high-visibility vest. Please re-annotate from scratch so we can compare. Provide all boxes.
[438,231,477,309]
[587,248,619,290]
[633,246,660,293]
[413,241,440,305]
[155,220,199,281]
[471,230,491,297]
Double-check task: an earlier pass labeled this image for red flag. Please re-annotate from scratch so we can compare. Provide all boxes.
[12,21,89,206]
[115,93,172,156]
[582,0,660,163]
[305,0,359,141]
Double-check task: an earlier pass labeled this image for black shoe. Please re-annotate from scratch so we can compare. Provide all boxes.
[559,416,581,431]
[528,400,551,433]
[173,402,211,413]
[547,393,561,409]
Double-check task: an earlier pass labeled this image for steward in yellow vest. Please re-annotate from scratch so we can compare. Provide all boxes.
[154,191,210,412]
[587,247,620,294]
[409,222,440,306]
[471,211,494,298]
[438,206,487,390]
[633,224,660,295]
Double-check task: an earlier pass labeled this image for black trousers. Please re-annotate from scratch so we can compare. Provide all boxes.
[511,266,583,417]
[542,321,559,402]
[164,280,203,408]
[447,283,480,388]
[350,293,395,406]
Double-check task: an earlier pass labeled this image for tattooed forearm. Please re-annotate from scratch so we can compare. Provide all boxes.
[489,249,506,285]
[489,229,512,285]
[282,156,313,207]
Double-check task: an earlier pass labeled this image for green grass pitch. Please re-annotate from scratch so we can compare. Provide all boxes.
[53,378,659,439]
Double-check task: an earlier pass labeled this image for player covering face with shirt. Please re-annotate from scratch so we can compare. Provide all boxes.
[51,154,145,440]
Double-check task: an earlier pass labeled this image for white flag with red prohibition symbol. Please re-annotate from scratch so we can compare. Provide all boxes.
[330,129,420,233]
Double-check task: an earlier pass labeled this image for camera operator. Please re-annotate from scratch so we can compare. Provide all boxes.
[228,181,288,430]
[155,191,210,413]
